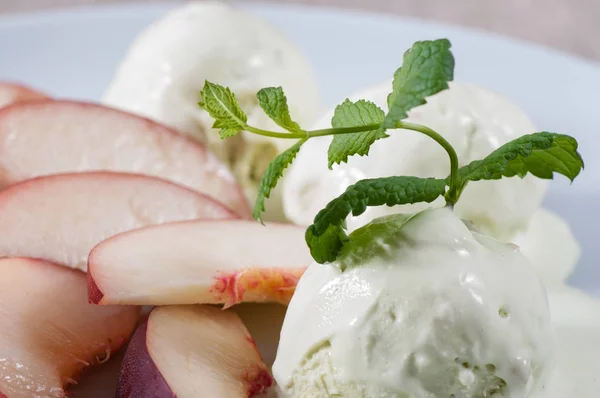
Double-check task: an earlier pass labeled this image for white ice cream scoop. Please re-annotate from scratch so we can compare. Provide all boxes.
[512,208,580,284]
[103,2,321,219]
[283,81,547,239]
[282,81,580,282]
[273,208,554,398]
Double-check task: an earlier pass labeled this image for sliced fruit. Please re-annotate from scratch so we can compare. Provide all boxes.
[0,257,139,398]
[0,99,249,216]
[0,82,48,108]
[0,172,235,271]
[117,305,273,398]
[88,220,311,307]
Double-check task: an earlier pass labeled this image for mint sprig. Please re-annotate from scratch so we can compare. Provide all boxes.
[198,40,456,222]
[199,38,584,266]
[305,177,447,263]
[326,39,454,168]
[308,132,583,263]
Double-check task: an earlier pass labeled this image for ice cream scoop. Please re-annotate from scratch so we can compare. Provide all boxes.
[512,208,580,284]
[283,81,547,239]
[282,81,580,282]
[103,2,321,219]
[273,207,554,398]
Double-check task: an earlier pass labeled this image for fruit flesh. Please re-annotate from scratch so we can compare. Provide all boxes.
[0,258,139,398]
[117,305,273,398]
[0,172,235,271]
[0,99,249,216]
[88,220,311,307]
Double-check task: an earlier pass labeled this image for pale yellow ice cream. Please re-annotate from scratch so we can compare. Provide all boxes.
[102,2,321,219]
[273,208,554,398]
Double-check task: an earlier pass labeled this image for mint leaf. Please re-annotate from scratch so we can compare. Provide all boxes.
[306,176,447,263]
[327,100,386,168]
[305,223,348,266]
[338,213,414,270]
[199,81,247,138]
[456,133,584,189]
[253,139,306,223]
[256,87,301,132]
[382,39,454,129]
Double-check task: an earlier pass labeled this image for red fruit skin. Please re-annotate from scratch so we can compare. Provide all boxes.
[87,270,104,304]
[116,320,175,398]
[246,367,274,397]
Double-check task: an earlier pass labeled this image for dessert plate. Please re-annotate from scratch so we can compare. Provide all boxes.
[0,2,599,396]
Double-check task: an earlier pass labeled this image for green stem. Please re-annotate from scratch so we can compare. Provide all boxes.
[244,121,461,205]
[394,121,460,206]
[308,124,382,137]
[245,125,306,139]
[245,124,383,139]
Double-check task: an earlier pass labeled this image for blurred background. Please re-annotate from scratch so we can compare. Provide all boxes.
[0,0,597,61]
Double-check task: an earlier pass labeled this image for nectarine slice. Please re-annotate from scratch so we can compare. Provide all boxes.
[0,99,249,216]
[0,82,48,108]
[88,220,310,307]
[116,305,273,398]
[0,172,235,271]
[0,257,138,398]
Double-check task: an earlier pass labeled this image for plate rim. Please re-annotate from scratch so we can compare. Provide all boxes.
[1,0,599,72]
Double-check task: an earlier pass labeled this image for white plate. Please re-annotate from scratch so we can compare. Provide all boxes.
[0,2,599,396]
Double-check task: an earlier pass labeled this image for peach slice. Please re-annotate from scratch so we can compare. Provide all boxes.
[88,220,311,307]
[116,305,273,398]
[0,99,249,216]
[0,82,48,108]
[0,172,235,271]
[0,257,139,398]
